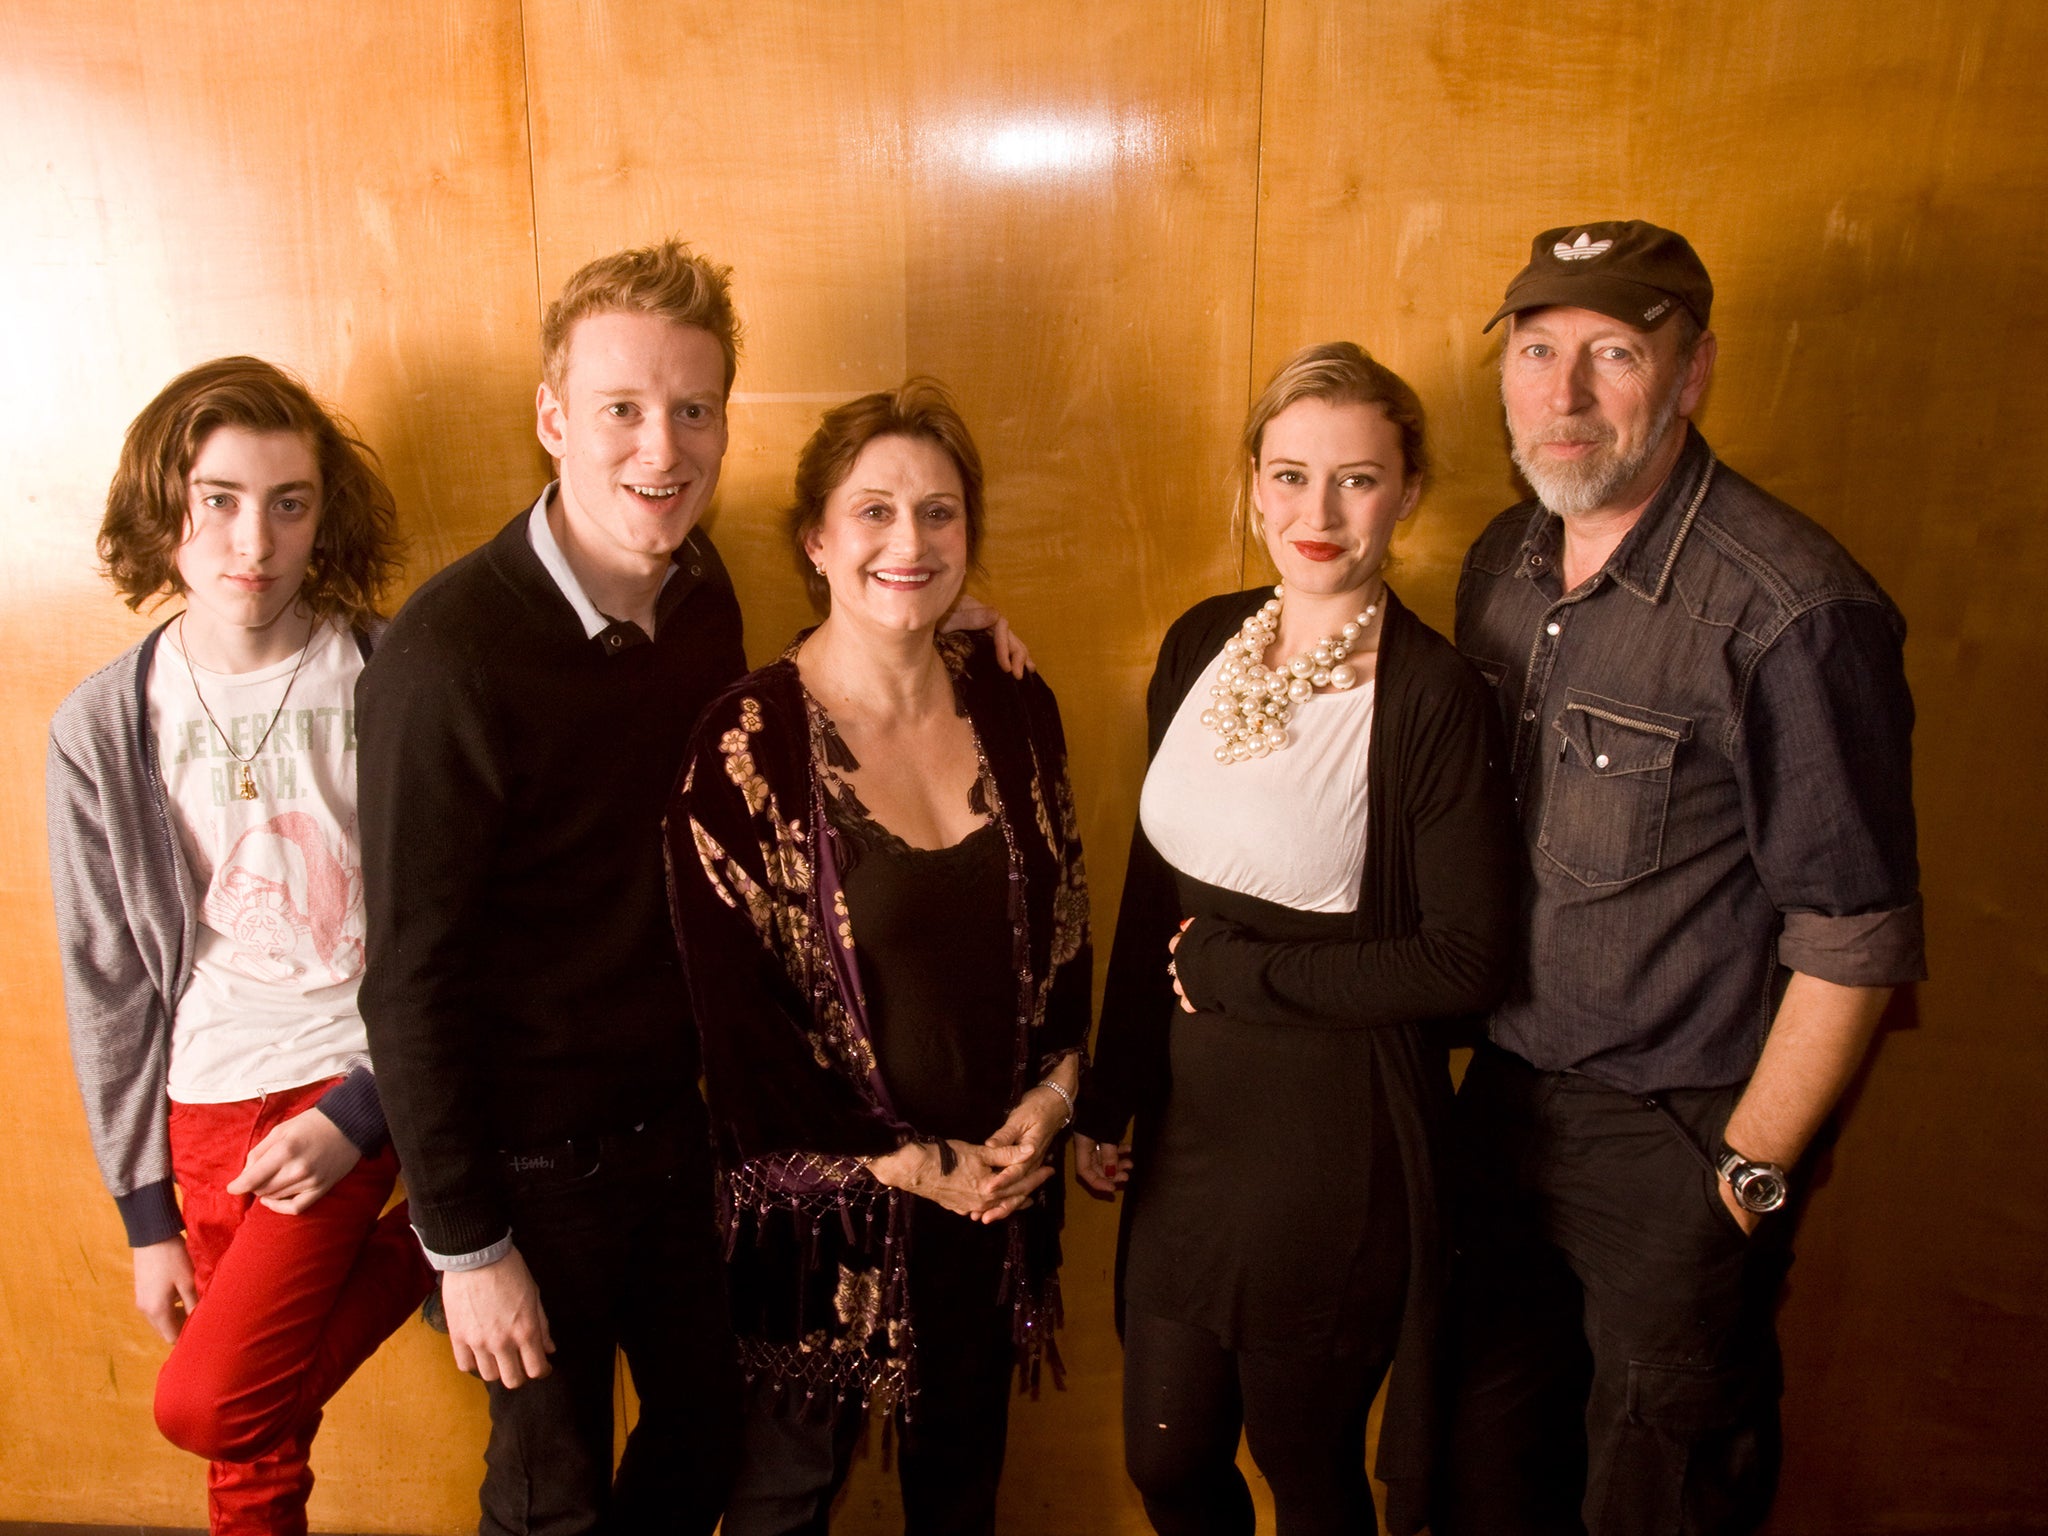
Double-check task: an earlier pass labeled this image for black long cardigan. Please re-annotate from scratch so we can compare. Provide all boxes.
[1075,586,1519,1536]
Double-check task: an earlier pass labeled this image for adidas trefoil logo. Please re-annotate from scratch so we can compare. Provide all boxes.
[1553,231,1613,262]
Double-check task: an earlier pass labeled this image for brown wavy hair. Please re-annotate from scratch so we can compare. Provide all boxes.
[98,356,402,625]
[785,379,986,612]
[542,237,743,396]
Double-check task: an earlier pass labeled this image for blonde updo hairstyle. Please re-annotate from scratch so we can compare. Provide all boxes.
[1233,341,1430,570]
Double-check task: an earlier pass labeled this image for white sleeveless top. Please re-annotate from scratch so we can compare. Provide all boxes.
[1139,638,1374,914]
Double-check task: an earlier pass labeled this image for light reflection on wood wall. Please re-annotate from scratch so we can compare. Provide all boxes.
[1,1,2042,1531]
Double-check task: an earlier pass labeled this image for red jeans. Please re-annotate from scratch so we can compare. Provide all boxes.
[158,1078,435,1536]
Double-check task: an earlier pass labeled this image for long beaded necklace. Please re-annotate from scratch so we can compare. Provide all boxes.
[178,613,315,801]
[1200,584,1379,764]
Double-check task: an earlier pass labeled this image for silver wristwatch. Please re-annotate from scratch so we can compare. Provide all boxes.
[1715,1147,1789,1214]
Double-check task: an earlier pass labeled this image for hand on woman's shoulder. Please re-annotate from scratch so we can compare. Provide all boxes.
[950,625,1056,702]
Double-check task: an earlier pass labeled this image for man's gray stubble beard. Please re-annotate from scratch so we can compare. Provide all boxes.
[1507,377,1687,518]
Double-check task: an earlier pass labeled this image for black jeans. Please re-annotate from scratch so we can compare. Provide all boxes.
[1436,1045,1791,1536]
[479,1117,742,1536]
[719,1205,1017,1536]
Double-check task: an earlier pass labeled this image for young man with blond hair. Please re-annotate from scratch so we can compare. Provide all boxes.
[358,239,747,1532]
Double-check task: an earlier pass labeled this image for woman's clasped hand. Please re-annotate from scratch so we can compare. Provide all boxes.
[866,1056,1080,1222]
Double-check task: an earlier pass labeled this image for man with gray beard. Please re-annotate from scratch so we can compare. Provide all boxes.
[1437,221,1924,1536]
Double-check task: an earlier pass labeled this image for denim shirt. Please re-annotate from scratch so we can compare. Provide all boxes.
[1455,425,1925,1093]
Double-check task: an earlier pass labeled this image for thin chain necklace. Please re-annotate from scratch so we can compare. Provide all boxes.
[1202,583,1380,763]
[178,613,315,801]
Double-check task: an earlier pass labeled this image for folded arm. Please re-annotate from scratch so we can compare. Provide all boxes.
[1171,676,1518,1031]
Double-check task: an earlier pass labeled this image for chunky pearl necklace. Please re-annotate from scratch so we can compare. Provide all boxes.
[1200,584,1378,764]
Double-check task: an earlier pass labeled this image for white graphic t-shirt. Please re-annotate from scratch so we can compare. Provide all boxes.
[149,619,370,1103]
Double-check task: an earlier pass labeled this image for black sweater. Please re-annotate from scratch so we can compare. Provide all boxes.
[356,506,746,1256]
[1076,586,1519,1536]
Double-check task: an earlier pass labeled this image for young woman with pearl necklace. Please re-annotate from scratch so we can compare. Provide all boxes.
[1070,342,1519,1536]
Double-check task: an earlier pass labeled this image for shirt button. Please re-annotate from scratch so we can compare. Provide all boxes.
[1521,709,1537,722]
[607,634,623,649]
[1595,753,1610,769]
[690,565,702,577]
[1529,555,1545,568]
[1546,621,1561,636]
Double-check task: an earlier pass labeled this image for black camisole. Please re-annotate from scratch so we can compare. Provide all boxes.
[828,795,1015,1144]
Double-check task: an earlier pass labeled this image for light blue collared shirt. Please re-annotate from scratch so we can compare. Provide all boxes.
[525,483,610,640]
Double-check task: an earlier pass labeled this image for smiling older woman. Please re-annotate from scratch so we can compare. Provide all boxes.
[664,379,1090,1536]
[1072,343,1520,1536]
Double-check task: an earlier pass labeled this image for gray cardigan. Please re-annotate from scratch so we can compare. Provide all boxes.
[46,620,386,1246]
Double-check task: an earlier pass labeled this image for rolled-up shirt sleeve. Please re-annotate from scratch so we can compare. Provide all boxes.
[1737,596,1926,986]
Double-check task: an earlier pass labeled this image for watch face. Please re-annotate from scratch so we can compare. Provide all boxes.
[1736,1167,1788,1213]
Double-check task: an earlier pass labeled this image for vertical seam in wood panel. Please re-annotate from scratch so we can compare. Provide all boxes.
[1240,0,1271,587]
[1247,0,1270,391]
[514,0,546,336]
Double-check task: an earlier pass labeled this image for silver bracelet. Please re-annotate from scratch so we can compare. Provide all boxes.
[1036,1076,1075,1128]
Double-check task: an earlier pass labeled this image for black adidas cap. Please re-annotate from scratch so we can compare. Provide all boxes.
[1484,220,1713,333]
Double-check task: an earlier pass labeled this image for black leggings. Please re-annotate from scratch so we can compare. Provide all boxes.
[1123,1309,1396,1536]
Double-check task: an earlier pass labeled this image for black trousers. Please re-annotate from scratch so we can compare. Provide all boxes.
[1436,1045,1792,1536]
[479,1118,742,1536]
[719,1205,1017,1536]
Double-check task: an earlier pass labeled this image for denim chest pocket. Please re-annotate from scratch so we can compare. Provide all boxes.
[1538,690,1692,887]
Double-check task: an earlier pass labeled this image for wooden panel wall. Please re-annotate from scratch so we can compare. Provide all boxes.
[0,0,541,1525]
[521,4,1266,1527]
[1248,3,2048,1528]
[1,1,2042,1531]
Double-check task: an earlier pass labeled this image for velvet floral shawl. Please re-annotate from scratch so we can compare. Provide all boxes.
[665,630,1091,1415]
